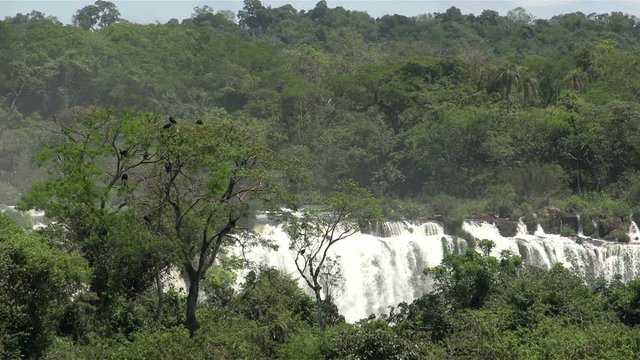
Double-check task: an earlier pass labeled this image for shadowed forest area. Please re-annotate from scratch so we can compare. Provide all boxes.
[4,1,640,358]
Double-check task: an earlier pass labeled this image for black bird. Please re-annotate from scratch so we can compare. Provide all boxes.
[120,149,128,157]
[143,215,152,224]
[164,163,171,173]
[196,119,203,125]
[169,117,177,124]
[142,151,149,160]
[121,172,129,182]
[163,123,172,129]
[299,248,306,255]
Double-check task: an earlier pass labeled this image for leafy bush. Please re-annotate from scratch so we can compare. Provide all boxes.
[0,215,89,358]
[604,229,629,242]
[485,183,518,218]
[505,163,568,202]
[560,226,576,237]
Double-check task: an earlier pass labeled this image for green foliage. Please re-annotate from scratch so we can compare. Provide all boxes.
[485,183,517,218]
[426,241,522,311]
[606,278,640,326]
[21,107,301,336]
[8,3,640,358]
[276,326,323,359]
[505,163,568,203]
[429,195,486,234]
[3,4,640,214]
[604,228,629,242]
[324,321,440,360]
[0,214,89,358]
[559,226,576,237]
[392,250,640,359]
[238,268,316,356]
[73,1,121,30]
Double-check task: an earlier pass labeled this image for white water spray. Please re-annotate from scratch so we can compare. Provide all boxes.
[242,218,640,322]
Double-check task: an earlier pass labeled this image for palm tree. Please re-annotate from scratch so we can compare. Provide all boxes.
[575,47,601,81]
[521,71,539,108]
[564,69,588,92]
[496,63,522,111]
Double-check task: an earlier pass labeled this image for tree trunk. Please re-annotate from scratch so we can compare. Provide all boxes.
[506,82,512,111]
[154,265,164,323]
[314,289,326,332]
[186,269,201,337]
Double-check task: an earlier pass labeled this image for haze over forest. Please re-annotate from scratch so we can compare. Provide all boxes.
[3,1,640,358]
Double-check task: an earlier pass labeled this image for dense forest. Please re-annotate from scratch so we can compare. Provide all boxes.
[4,1,640,358]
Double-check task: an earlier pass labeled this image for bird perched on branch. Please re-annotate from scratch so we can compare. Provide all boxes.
[121,172,129,183]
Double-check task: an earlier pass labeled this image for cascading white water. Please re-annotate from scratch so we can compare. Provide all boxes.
[577,214,584,236]
[0,205,47,229]
[628,221,640,243]
[242,221,457,322]
[242,218,640,322]
[462,220,640,283]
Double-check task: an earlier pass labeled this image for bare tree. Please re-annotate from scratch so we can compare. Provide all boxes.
[284,181,380,331]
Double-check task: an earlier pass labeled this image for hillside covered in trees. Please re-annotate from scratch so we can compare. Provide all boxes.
[4,1,640,358]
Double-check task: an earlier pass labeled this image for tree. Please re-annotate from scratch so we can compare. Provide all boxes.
[238,0,270,35]
[22,109,298,336]
[325,319,439,360]
[426,240,522,310]
[521,70,539,108]
[73,1,121,30]
[496,63,523,110]
[507,7,534,25]
[20,109,163,305]
[237,268,316,356]
[564,68,588,92]
[136,112,299,336]
[284,181,380,331]
[6,11,61,28]
[0,214,89,358]
[186,6,239,33]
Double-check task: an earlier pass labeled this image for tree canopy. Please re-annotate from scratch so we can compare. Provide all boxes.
[3,2,640,358]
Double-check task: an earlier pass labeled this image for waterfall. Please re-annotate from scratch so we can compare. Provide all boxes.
[517,220,529,236]
[629,221,640,243]
[242,221,452,322]
[577,214,584,236]
[15,204,640,323]
[461,220,640,284]
[242,219,640,322]
[1,205,48,229]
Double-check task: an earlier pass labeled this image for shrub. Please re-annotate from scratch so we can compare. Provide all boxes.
[560,226,576,237]
[604,229,630,243]
[485,183,517,218]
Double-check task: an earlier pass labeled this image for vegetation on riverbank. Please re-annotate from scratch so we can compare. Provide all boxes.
[3,1,640,357]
